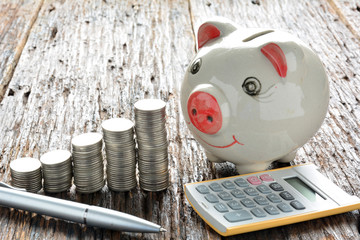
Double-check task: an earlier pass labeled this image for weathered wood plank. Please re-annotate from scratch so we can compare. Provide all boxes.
[0,0,359,239]
[0,0,199,239]
[188,0,360,239]
[327,0,360,40]
[0,0,43,102]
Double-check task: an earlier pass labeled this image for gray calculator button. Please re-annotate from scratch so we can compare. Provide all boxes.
[277,203,293,213]
[218,191,233,201]
[290,200,306,210]
[196,185,210,194]
[264,205,280,215]
[234,178,249,187]
[251,208,267,218]
[231,189,246,198]
[222,180,236,189]
[280,191,295,201]
[209,182,223,192]
[205,194,219,203]
[254,196,269,205]
[269,183,284,191]
[244,187,259,196]
[256,185,272,194]
[241,198,256,208]
[214,203,229,213]
[227,200,243,210]
[224,210,253,222]
[267,193,282,203]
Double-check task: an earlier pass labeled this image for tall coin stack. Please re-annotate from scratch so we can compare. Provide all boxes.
[71,133,105,193]
[10,157,42,193]
[134,99,169,191]
[102,118,137,191]
[40,150,72,193]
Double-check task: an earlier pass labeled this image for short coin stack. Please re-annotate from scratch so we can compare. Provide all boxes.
[71,133,105,193]
[40,150,72,193]
[134,99,169,191]
[102,118,137,191]
[10,157,42,193]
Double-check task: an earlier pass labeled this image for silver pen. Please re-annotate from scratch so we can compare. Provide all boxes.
[0,182,166,233]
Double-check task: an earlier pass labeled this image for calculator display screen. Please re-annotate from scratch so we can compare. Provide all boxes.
[285,177,325,202]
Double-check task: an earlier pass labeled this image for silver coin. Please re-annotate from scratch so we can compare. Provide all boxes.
[10,157,42,193]
[40,150,72,193]
[72,133,103,148]
[10,157,41,173]
[72,133,105,194]
[102,118,134,133]
[134,99,166,112]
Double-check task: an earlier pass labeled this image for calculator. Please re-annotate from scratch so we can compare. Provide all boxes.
[184,164,360,236]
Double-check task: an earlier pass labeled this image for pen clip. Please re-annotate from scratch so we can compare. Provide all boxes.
[0,182,27,191]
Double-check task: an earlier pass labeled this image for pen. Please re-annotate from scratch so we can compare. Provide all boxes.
[0,182,166,233]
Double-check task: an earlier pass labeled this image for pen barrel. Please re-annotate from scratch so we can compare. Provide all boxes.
[0,187,87,223]
[86,206,161,232]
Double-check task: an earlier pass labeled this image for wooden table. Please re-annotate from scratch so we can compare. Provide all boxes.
[0,0,359,239]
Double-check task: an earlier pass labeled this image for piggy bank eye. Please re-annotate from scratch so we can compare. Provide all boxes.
[190,58,202,74]
[242,77,261,96]
[187,91,222,135]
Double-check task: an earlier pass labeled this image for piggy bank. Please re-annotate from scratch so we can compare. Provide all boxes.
[180,18,329,174]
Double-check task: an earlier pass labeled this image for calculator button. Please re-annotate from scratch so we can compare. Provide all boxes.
[247,176,262,185]
[256,185,272,194]
[264,205,280,215]
[267,193,282,203]
[196,185,210,194]
[259,174,274,182]
[280,191,295,201]
[209,182,223,192]
[227,200,243,210]
[241,198,256,208]
[205,194,219,203]
[277,203,293,213]
[269,182,284,191]
[224,210,253,222]
[254,196,269,205]
[234,178,249,187]
[290,200,306,210]
[218,191,233,201]
[251,208,267,218]
[221,180,236,189]
[214,203,229,213]
[231,189,246,198]
[243,187,259,196]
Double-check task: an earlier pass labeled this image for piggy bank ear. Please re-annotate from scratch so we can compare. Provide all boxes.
[197,17,237,50]
[260,42,304,78]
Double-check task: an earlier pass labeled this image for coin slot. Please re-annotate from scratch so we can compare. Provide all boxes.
[242,30,274,42]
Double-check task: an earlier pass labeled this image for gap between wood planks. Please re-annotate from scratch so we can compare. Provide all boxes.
[187,0,197,53]
[0,0,44,103]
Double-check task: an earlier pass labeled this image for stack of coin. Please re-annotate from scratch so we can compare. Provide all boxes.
[102,118,137,191]
[40,150,72,193]
[71,132,105,193]
[134,99,169,191]
[10,157,42,193]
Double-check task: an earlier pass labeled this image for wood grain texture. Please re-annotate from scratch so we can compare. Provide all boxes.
[0,0,44,102]
[327,0,360,40]
[0,0,359,239]
[188,0,360,239]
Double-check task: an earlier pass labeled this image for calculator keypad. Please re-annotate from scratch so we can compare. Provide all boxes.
[224,210,253,222]
[193,174,306,223]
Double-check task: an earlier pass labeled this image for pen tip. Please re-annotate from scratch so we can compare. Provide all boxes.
[160,227,167,232]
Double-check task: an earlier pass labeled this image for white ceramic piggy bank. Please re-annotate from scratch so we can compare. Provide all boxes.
[180,18,329,174]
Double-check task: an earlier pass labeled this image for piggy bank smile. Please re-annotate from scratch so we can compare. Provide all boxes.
[180,18,329,174]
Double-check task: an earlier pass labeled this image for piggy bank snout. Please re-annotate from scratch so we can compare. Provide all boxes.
[186,84,231,135]
[187,91,222,135]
